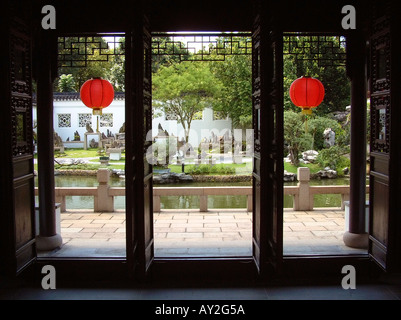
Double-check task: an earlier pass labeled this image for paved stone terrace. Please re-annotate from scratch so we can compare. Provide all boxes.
[39,208,366,258]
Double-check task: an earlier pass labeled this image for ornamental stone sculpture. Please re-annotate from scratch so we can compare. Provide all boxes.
[323,128,335,147]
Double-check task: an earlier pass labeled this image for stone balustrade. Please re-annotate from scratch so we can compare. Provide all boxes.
[34,168,369,213]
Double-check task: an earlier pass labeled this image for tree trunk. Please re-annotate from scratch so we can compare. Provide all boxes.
[289,147,299,166]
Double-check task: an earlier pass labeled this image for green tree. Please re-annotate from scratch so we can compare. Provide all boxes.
[284,111,313,166]
[283,36,350,116]
[152,61,219,142]
[106,36,190,92]
[209,37,252,129]
[108,37,125,91]
[307,116,344,150]
[57,74,76,92]
[151,36,191,73]
[316,145,350,172]
[57,37,114,92]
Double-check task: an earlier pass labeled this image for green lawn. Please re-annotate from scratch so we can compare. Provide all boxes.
[42,148,331,176]
[284,162,321,174]
[55,148,126,158]
[162,163,252,175]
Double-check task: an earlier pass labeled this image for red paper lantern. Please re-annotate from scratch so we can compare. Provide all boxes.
[80,78,114,115]
[289,76,325,115]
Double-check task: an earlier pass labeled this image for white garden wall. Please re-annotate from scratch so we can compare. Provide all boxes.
[32,93,233,149]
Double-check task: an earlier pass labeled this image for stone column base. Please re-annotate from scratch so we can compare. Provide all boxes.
[343,231,368,249]
[36,234,63,251]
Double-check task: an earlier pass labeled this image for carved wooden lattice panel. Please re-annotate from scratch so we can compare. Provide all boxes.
[368,2,392,272]
[10,18,33,157]
[370,16,391,154]
[371,95,390,153]
[58,35,124,68]
[283,34,346,67]
[152,33,252,62]
[252,25,261,157]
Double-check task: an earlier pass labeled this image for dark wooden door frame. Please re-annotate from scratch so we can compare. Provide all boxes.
[0,6,37,278]
[368,0,401,273]
[6,0,396,285]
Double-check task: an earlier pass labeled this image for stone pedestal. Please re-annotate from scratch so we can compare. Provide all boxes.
[343,231,368,249]
[35,203,63,251]
[108,148,122,160]
[94,169,114,212]
[84,132,102,150]
[36,234,63,251]
[343,200,369,249]
[293,167,313,211]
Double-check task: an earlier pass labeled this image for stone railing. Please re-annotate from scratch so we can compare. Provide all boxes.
[34,168,369,213]
[153,186,253,212]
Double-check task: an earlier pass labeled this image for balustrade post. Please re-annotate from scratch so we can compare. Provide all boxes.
[247,194,253,212]
[55,194,66,212]
[95,169,114,212]
[200,195,208,212]
[153,195,161,212]
[294,167,313,211]
[341,193,350,211]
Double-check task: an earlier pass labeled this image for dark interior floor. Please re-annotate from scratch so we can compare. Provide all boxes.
[1,283,401,300]
[1,275,401,319]
[2,273,401,300]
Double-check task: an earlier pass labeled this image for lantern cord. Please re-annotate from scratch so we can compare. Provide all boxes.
[304,115,308,134]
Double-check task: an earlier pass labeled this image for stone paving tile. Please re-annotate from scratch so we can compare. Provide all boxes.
[59,209,351,254]
[236,223,252,229]
[203,232,241,238]
[166,232,203,238]
[60,222,73,228]
[90,219,117,224]
[100,223,125,228]
[155,232,168,238]
[186,227,221,232]
[80,227,118,233]
[61,227,82,233]
[108,238,126,243]
[154,216,176,220]
[65,238,109,244]
[92,232,125,239]
[62,232,95,238]
[79,214,102,219]
[156,227,186,233]
[68,220,93,225]
[61,214,84,220]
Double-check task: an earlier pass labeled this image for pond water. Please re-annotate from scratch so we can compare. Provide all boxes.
[35,175,362,210]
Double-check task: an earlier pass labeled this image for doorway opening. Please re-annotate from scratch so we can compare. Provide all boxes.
[35,34,127,258]
[150,32,254,257]
[281,33,369,256]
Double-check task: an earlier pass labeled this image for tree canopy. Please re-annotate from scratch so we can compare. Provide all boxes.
[152,61,219,142]
[283,36,350,116]
[209,37,252,129]
[56,37,114,92]
[55,35,352,163]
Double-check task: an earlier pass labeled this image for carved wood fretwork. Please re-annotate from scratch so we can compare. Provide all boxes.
[370,14,391,154]
[10,18,33,158]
